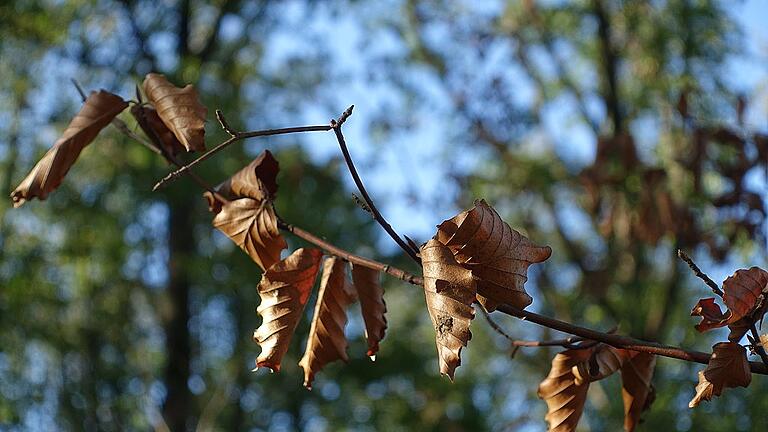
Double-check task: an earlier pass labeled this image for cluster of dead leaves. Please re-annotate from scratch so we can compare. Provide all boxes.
[580,113,767,260]
[205,150,387,388]
[686,266,768,407]
[579,134,697,247]
[538,344,656,432]
[11,73,206,207]
[420,200,552,379]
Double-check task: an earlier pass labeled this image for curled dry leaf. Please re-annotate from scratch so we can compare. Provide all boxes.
[11,90,128,207]
[421,239,476,380]
[691,267,768,333]
[435,199,551,311]
[205,151,286,271]
[621,352,656,432]
[351,263,387,358]
[204,150,279,213]
[253,248,323,372]
[572,344,629,385]
[299,257,356,389]
[541,346,656,431]
[212,199,287,271]
[538,348,593,432]
[689,342,751,408]
[142,73,207,152]
[130,104,186,157]
[722,267,768,321]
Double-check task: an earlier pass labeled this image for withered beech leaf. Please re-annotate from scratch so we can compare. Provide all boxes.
[204,150,279,213]
[538,348,593,432]
[572,344,630,385]
[691,267,768,332]
[435,199,551,311]
[421,239,476,380]
[722,267,768,322]
[11,90,128,207]
[690,297,730,332]
[212,199,287,271]
[688,342,751,408]
[142,73,207,152]
[351,264,387,358]
[253,248,323,372]
[299,257,356,389]
[621,352,656,432]
[130,104,186,157]
[205,151,286,270]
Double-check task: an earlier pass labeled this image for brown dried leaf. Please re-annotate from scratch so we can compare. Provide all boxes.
[722,267,768,321]
[11,90,128,207]
[212,199,287,271]
[351,264,387,358]
[299,257,355,389]
[142,73,207,152]
[572,344,629,385]
[688,342,751,408]
[421,239,476,380]
[538,348,593,432]
[204,150,279,213]
[691,297,730,332]
[204,151,286,270]
[435,199,551,311]
[253,248,323,372]
[621,352,656,432]
[130,104,186,157]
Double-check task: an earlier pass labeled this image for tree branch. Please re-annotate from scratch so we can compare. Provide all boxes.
[677,249,724,296]
[276,219,422,285]
[153,110,332,190]
[593,0,622,134]
[275,215,768,375]
[331,106,422,265]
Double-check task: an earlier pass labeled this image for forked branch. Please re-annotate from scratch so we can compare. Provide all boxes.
[153,110,332,190]
[330,106,422,265]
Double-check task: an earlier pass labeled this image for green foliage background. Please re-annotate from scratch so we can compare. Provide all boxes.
[0,1,766,431]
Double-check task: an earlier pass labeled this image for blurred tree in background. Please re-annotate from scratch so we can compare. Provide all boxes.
[0,1,766,431]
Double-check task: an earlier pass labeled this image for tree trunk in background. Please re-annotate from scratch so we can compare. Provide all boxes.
[163,200,193,431]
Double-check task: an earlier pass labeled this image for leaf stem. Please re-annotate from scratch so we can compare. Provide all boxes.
[330,106,422,265]
[153,110,331,191]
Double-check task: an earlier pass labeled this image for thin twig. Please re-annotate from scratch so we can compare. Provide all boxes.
[70,78,87,100]
[153,110,331,190]
[480,305,590,349]
[677,249,724,297]
[331,106,422,264]
[750,324,768,365]
[277,218,422,285]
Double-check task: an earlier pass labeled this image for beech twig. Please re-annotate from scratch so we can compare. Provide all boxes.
[750,325,768,366]
[130,104,229,203]
[275,215,768,375]
[132,102,768,377]
[678,249,724,296]
[153,110,331,190]
[331,106,422,264]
